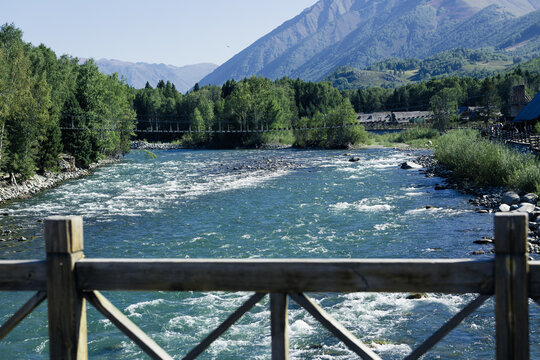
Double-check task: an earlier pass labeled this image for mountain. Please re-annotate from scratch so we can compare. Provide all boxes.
[324,47,539,89]
[92,59,218,92]
[199,0,540,86]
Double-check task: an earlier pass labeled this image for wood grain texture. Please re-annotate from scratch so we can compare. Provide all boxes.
[0,260,46,291]
[0,291,46,341]
[44,216,83,253]
[494,213,528,254]
[45,217,87,360]
[270,293,289,360]
[76,259,494,294]
[85,291,173,360]
[494,214,529,360]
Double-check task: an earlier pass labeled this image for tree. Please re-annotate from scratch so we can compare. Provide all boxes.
[477,78,501,125]
[430,88,459,132]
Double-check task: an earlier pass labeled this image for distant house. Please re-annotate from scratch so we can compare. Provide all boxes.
[356,111,430,125]
[513,91,540,126]
[356,112,392,124]
[509,85,532,119]
[391,111,431,124]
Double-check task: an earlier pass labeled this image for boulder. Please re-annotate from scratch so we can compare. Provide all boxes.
[400,161,422,170]
[58,154,77,172]
[521,193,539,205]
[517,202,536,214]
[498,204,511,213]
[502,191,520,206]
[348,157,360,162]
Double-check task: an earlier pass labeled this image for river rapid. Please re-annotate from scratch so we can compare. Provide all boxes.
[0,148,538,359]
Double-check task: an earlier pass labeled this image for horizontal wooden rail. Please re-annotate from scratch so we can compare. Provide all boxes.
[0,213,536,359]
[0,260,538,295]
[0,260,46,291]
[0,259,538,295]
[75,258,495,294]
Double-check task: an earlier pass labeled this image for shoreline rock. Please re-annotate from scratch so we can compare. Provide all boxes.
[0,157,120,206]
[413,153,540,255]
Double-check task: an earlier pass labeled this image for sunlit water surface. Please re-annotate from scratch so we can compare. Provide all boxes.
[1,148,538,359]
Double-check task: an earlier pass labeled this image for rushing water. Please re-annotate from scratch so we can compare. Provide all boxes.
[0,148,538,359]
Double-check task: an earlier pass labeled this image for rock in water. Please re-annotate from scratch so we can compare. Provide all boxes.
[349,157,360,162]
[502,191,520,206]
[400,162,422,170]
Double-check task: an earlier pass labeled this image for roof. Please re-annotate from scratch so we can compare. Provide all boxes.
[514,91,540,122]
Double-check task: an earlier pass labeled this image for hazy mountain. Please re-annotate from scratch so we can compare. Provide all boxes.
[200,0,540,85]
[92,59,218,92]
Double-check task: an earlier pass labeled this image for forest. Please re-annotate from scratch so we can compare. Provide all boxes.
[133,77,367,148]
[0,24,135,181]
[2,23,540,183]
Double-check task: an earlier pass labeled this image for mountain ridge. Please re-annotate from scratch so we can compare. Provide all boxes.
[88,59,218,92]
[199,0,540,86]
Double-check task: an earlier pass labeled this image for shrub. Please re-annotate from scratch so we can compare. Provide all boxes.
[434,129,540,194]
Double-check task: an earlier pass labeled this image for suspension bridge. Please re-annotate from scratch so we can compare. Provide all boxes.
[60,116,432,135]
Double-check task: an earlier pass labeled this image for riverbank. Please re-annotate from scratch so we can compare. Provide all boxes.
[0,158,120,206]
[413,153,540,255]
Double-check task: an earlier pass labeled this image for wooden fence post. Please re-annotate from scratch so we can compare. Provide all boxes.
[270,293,289,360]
[494,213,529,360]
[45,216,88,359]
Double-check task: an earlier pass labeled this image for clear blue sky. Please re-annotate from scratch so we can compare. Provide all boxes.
[0,0,318,66]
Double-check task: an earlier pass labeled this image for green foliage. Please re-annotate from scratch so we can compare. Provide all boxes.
[430,88,459,131]
[435,130,540,194]
[0,23,136,179]
[142,149,157,159]
[394,128,439,143]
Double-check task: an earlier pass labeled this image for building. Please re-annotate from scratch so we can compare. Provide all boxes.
[392,111,431,124]
[513,91,540,127]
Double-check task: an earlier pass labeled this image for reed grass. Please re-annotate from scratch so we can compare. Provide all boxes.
[434,129,540,194]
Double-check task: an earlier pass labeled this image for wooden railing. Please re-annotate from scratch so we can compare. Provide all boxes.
[0,214,539,359]
[486,129,540,152]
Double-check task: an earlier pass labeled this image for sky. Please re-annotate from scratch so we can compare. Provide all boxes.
[0,0,318,67]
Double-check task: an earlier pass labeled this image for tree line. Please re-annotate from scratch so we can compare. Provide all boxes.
[343,68,540,117]
[0,24,135,181]
[133,77,367,148]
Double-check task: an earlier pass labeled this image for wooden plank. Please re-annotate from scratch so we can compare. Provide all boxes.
[45,216,87,360]
[0,291,47,341]
[494,213,529,360]
[0,260,46,291]
[405,294,490,360]
[270,293,289,360]
[529,261,540,297]
[45,216,84,253]
[85,291,173,360]
[494,213,528,254]
[183,293,266,360]
[290,293,381,360]
[76,259,494,294]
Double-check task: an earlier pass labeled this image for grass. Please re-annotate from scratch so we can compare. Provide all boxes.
[434,129,540,194]
[368,127,440,148]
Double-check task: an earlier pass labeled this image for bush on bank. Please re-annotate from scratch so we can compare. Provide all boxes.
[434,129,540,194]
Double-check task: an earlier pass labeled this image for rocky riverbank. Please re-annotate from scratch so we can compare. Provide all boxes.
[131,141,186,150]
[410,154,540,256]
[0,157,119,205]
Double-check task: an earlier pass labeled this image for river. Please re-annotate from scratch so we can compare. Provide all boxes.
[0,148,538,359]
